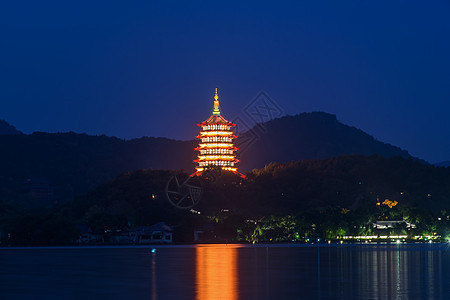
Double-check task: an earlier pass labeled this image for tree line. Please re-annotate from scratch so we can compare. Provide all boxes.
[1,155,450,245]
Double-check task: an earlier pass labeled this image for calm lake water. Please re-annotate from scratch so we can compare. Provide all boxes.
[1,244,449,299]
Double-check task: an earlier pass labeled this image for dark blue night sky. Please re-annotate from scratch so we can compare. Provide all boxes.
[1,1,449,162]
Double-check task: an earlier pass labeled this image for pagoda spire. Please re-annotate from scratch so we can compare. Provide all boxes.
[212,88,220,115]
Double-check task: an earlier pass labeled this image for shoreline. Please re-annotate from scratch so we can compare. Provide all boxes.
[1,242,449,250]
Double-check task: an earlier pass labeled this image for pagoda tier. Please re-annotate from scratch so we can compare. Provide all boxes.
[194,89,242,176]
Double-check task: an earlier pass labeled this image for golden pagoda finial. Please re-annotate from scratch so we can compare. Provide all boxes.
[212,88,220,115]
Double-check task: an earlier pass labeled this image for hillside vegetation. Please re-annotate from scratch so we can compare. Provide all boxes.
[2,155,450,245]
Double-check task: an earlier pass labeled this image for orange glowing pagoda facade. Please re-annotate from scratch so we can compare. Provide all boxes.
[194,89,242,177]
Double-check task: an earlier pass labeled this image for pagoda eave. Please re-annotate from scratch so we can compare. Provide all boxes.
[194,89,241,177]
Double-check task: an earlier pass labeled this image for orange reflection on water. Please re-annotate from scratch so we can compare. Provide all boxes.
[196,244,239,300]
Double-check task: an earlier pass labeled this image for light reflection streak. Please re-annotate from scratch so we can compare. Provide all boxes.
[352,245,442,299]
[196,244,238,300]
[152,252,157,300]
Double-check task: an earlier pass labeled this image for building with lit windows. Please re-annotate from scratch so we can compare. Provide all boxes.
[194,89,243,177]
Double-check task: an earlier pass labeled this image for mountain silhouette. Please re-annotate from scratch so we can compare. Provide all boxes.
[236,112,416,171]
[0,120,22,135]
[434,161,450,167]
[0,112,424,204]
[0,132,196,204]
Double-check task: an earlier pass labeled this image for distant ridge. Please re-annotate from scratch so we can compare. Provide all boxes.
[0,112,424,204]
[435,161,450,167]
[237,112,417,171]
[0,120,22,135]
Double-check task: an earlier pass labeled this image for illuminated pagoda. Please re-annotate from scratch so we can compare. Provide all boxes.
[194,89,243,177]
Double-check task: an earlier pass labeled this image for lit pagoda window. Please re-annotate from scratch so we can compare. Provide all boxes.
[194,89,243,177]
